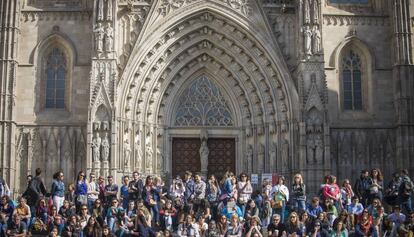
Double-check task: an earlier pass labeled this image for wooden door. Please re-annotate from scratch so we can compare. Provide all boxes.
[172,138,236,178]
[172,138,201,178]
[207,138,235,178]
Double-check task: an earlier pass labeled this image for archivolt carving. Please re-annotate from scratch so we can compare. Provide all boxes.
[117,7,149,69]
[158,0,251,17]
[120,12,291,128]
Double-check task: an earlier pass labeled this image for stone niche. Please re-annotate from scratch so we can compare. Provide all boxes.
[26,0,82,8]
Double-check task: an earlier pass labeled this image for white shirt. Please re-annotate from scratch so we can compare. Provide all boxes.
[271,184,289,201]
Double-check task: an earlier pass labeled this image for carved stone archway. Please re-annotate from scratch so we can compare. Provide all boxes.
[114,5,300,180]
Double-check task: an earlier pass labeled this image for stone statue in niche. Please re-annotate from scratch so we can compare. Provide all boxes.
[246,145,253,173]
[270,142,277,161]
[315,134,324,163]
[306,134,316,164]
[302,25,312,56]
[124,138,131,168]
[104,23,113,52]
[145,137,153,172]
[281,139,289,169]
[92,132,101,162]
[312,25,322,54]
[134,132,142,171]
[258,144,265,172]
[199,140,209,176]
[94,23,104,52]
[157,146,164,171]
[303,0,311,24]
[101,132,110,162]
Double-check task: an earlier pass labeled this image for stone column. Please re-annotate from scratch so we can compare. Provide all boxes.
[296,0,330,194]
[0,0,20,192]
[88,0,118,178]
[391,0,414,172]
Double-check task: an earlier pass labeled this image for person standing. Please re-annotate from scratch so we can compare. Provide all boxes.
[354,170,370,206]
[271,176,289,223]
[193,173,206,212]
[291,173,306,213]
[184,171,195,210]
[368,168,384,204]
[23,168,47,215]
[120,175,130,210]
[75,171,88,212]
[142,176,160,226]
[128,171,144,202]
[51,171,65,212]
[87,173,99,213]
[104,176,119,208]
[399,169,414,214]
[237,173,253,217]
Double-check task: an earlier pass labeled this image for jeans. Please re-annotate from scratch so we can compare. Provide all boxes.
[53,196,65,212]
[107,217,116,231]
[292,199,306,213]
[273,202,286,223]
[400,196,413,214]
[87,198,97,214]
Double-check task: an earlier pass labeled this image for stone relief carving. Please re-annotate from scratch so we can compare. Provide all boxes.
[145,133,153,172]
[104,23,114,52]
[281,139,289,170]
[156,146,164,171]
[92,132,101,163]
[270,142,277,169]
[134,130,143,171]
[312,25,321,54]
[246,145,253,173]
[302,25,312,56]
[199,140,209,176]
[94,23,105,52]
[101,132,110,162]
[158,0,251,17]
[258,143,265,172]
[124,137,131,169]
[331,129,396,180]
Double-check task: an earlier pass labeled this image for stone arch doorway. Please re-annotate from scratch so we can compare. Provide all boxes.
[168,75,239,179]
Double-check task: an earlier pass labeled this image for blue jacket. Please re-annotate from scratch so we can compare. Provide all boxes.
[51,180,65,198]
[184,179,195,201]
[221,205,243,219]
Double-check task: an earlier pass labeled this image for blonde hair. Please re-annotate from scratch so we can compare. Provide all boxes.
[293,173,303,185]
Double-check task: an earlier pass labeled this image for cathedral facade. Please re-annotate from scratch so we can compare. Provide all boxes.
[1,0,413,194]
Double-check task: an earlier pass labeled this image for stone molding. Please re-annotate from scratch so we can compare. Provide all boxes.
[323,14,390,26]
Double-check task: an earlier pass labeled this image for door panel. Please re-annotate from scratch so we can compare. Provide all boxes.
[172,138,201,178]
[172,138,235,178]
[208,138,235,177]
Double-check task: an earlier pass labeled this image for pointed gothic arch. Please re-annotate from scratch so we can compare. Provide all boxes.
[115,5,300,176]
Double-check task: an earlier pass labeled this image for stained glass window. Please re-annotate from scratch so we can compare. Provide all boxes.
[342,50,363,110]
[175,76,234,127]
[45,48,66,109]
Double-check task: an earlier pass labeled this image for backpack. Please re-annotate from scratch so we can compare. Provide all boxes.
[403,179,414,197]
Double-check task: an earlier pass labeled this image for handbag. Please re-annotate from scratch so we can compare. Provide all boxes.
[76,194,87,205]
[149,198,157,206]
[271,192,284,209]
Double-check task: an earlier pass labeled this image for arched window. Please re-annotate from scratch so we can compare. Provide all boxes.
[45,48,66,109]
[341,49,363,110]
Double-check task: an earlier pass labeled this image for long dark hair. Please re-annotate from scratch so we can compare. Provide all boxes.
[76,171,85,183]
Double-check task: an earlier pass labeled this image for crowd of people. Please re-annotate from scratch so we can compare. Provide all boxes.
[0,168,413,236]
